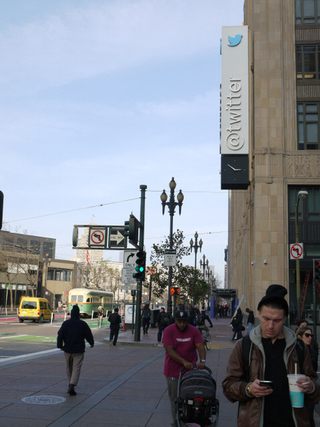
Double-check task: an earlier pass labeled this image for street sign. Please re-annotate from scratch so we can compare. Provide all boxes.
[164,249,177,267]
[109,227,126,248]
[122,268,137,284]
[73,224,128,250]
[123,250,138,269]
[119,284,135,291]
[90,228,106,246]
[290,243,304,260]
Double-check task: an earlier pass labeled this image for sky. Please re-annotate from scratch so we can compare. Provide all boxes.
[0,0,244,283]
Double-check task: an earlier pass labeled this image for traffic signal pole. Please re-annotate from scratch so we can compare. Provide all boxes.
[134,185,147,342]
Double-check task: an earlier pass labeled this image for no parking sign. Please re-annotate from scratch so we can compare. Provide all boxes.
[290,243,304,260]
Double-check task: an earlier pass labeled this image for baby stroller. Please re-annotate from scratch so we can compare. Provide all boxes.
[176,366,219,427]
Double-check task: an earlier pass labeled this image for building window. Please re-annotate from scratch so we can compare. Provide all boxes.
[307,188,320,219]
[296,45,319,80]
[47,268,72,281]
[43,242,54,259]
[296,0,320,24]
[289,188,305,220]
[289,187,320,220]
[297,103,319,149]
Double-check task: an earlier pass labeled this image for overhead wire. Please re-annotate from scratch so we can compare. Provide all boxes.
[4,198,140,223]
[4,189,226,224]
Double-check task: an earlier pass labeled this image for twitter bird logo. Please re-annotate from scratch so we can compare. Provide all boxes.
[228,34,243,47]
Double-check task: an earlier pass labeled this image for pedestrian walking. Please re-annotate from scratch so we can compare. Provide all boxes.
[157,306,170,342]
[141,303,151,335]
[108,307,121,346]
[296,326,319,427]
[57,304,94,396]
[97,305,104,328]
[163,309,206,427]
[231,307,243,340]
[246,307,254,335]
[222,284,320,426]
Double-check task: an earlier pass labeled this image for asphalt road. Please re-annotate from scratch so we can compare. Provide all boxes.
[0,316,108,358]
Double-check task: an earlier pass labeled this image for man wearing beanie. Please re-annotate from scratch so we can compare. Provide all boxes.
[57,304,94,395]
[222,284,320,426]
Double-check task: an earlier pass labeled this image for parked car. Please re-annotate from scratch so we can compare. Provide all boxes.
[18,297,54,323]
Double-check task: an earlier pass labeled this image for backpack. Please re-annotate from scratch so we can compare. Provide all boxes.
[143,309,150,319]
[242,335,305,382]
[161,312,170,326]
[196,314,204,326]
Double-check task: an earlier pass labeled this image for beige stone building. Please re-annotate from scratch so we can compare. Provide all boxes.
[226,0,320,323]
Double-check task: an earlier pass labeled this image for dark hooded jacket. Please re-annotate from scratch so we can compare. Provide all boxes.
[57,305,94,353]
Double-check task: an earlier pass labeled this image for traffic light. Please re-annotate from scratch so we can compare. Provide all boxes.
[124,215,140,246]
[314,259,320,284]
[170,287,180,295]
[134,250,146,281]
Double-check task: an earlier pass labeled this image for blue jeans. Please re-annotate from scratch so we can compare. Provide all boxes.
[246,322,253,335]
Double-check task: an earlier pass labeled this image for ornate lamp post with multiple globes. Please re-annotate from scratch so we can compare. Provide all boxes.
[161,178,184,316]
[200,254,209,278]
[190,232,203,305]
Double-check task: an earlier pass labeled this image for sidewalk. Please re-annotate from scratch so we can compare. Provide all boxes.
[0,317,319,426]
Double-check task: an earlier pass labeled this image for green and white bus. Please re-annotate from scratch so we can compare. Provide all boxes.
[67,288,113,318]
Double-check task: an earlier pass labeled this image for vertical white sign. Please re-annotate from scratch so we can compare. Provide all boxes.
[221,26,249,154]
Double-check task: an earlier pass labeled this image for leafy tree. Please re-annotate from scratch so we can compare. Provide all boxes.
[149,229,209,304]
[176,265,209,305]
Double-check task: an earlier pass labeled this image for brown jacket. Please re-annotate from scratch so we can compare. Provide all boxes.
[222,325,320,427]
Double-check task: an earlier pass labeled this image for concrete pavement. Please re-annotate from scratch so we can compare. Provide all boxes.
[0,317,319,426]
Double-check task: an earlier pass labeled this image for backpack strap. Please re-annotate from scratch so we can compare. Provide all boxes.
[242,334,253,382]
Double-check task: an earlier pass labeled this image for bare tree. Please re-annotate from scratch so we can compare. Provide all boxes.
[0,250,20,310]
[18,252,40,297]
[77,260,120,296]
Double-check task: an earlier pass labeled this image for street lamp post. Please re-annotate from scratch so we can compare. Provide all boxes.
[190,232,203,306]
[200,255,209,308]
[295,190,308,320]
[200,255,209,278]
[161,178,184,317]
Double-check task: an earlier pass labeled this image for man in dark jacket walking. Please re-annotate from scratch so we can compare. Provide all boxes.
[108,307,122,346]
[57,305,94,396]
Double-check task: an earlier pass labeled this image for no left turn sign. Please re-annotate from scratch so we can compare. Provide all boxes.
[90,229,105,246]
[290,243,303,260]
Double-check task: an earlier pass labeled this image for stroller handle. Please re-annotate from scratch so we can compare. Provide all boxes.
[179,365,212,375]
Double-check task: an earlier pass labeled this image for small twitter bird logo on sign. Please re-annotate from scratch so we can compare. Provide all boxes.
[228,34,243,47]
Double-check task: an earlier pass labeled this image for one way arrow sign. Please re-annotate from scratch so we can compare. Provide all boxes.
[109,227,126,248]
